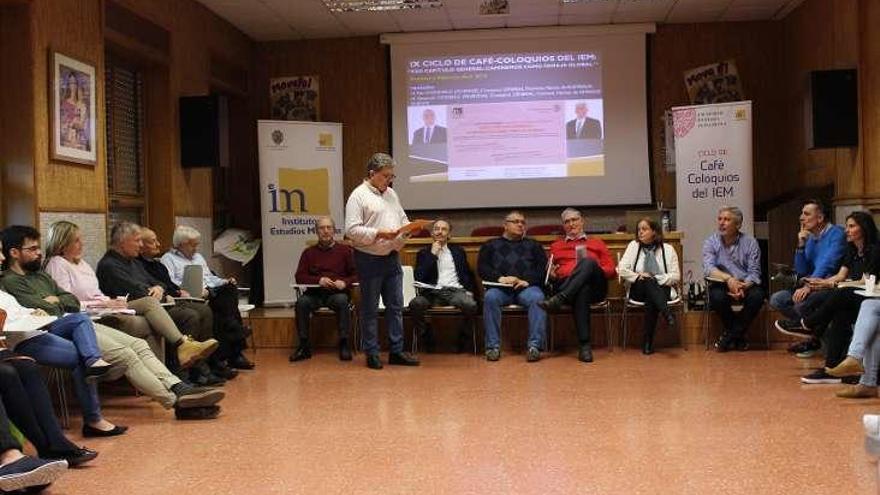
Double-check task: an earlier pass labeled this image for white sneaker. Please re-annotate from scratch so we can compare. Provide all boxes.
[863,414,880,438]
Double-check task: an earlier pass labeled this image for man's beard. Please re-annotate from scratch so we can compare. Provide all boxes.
[22,258,42,272]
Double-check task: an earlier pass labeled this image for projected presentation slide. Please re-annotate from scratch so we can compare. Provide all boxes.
[405,51,604,183]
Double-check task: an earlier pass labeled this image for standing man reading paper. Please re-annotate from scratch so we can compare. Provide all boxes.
[345,152,427,370]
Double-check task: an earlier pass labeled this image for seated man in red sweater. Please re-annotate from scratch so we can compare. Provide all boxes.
[291,216,357,362]
[539,208,616,363]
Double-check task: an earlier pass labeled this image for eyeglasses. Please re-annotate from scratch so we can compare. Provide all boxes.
[20,246,41,253]
[505,219,526,225]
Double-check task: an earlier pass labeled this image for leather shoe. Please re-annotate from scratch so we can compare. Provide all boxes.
[366,354,383,370]
[338,340,352,361]
[228,354,255,370]
[84,364,112,383]
[174,405,220,420]
[578,344,593,363]
[388,352,420,366]
[210,362,239,380]
[290,346,312,362]
[82,424,128,438]
[42,447,98,467]
[538,295,565,312]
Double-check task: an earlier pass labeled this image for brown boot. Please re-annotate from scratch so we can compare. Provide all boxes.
[826,356,865,377]
[835,384,878,399]
[177,337,219,369]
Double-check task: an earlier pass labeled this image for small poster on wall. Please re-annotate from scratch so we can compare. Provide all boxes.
[269,76,320,121]
[683,60,744,105]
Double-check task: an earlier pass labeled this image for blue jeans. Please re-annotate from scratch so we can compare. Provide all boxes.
[769,288,832,320]
[483,286,546,350]
[850,299,880,387]
[15,313,104,423]
[354,250,404,356]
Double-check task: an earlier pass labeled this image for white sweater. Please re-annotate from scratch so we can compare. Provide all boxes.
[617,240,680,299]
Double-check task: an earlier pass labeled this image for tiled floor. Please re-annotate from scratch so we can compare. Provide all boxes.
[44,347,877,494]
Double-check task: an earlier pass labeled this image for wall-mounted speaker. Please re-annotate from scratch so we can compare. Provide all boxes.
[179,95,229,168]
[807,69,858,149]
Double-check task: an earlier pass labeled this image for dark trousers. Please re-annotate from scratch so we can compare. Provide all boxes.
[208,284,247,360]
[803,288,862,367]
[629,278,672,336]
[294,290,351,342]
[708,284,766,338]
[553,257,608,345]
[0,357,76,456]
[408,288,478,335]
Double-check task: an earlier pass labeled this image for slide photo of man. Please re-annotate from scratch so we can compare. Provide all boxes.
[566,101,603,140]
[564,100,605,175]
[411,108,447,145]
[408,106,449,180]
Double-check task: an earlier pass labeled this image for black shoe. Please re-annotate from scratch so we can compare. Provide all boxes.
[211,362,239,380]
[578,344,593,363]
[290,345,312,362]
[734,337,749,352]
[642,340,654,355]
[42,447,97,467]
[84,363,112,383]
[338,340,352,361]
[0,456,68,493]
[366,354,383,370]
[82,424,128,438]
[526,346,541,362]
[388,352,420,366]
[801,369,841,384]
[538,294,565,312]
[174,405,220,420]
[842,375,861,385]
[228,354,255,370]
[193,371,226,387]
[774,319,812,339]
[714,334,734,353]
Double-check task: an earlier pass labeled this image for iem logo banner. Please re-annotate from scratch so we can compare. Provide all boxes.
[267,168,329,214]
[318,133,333,147]
[271,130,284,145]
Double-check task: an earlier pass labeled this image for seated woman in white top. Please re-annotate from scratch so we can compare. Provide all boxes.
[617,218,681,355]
[42,221,216,369]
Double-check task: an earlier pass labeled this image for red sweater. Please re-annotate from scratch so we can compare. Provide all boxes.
[549,236,616,280]
[295,243,357,286]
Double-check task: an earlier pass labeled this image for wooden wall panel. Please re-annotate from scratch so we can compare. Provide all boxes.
[30,0,107,214]
[650,22,785,207]
[258,37,390,198]
[0,4,36,225]
[860,0,880,201]
[781,0,860,201]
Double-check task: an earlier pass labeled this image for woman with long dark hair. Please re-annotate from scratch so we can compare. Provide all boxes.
[617,218,680,354]
[775,211,880,388]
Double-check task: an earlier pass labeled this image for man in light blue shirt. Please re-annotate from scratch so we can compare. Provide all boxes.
[161,226,254,371]
[702,206,765,352]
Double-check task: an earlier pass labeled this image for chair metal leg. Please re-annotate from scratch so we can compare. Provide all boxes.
[621,304,629,351]
[605,304,613,351]
[48,368,70,430]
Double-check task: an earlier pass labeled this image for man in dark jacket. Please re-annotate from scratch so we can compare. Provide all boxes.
[477,211,548,362]
[409,220,477,353]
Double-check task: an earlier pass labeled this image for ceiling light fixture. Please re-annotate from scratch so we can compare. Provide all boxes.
[323,0,443,13]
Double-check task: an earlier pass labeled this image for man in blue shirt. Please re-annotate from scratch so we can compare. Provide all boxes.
[769,200,846,340]
[703,206,765,352]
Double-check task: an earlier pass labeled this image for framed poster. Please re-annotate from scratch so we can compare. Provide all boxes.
[269,76,320,122]
[50,51,97,165]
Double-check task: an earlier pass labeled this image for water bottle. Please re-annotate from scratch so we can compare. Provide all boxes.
[661,211,671,233]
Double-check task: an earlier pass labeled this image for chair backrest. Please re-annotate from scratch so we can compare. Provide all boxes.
[378,265,417,309]
[181,264,204,296]
[470,226,503,237]
[410,228,432,238]
[527,224,563,236]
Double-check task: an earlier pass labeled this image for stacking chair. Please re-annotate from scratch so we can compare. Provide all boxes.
[291,283,359,354]
[409,280,478,355]
[701,277,769,349]
[546,299,614,352]
[620,281,684,350]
